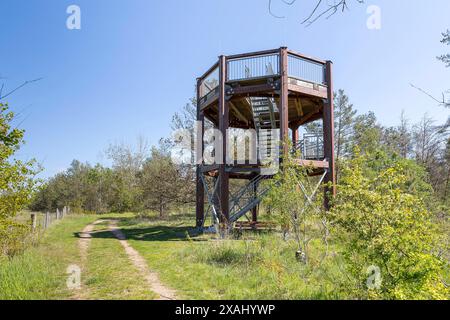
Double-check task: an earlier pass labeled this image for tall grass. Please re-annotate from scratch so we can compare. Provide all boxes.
[0,250,62,299]
[174,232,351,299]
[0,215,98,300]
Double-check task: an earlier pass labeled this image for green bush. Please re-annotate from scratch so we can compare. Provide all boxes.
[331,150,449,299]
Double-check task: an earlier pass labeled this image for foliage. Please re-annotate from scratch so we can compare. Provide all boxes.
[139,145,194,217]
[265,144,328,264]
[331,149,449,299]
[0,103,39,257]
[438,29,450,68]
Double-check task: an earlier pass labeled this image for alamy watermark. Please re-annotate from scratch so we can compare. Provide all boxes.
[171,123,280,175]
[66,264,81,289]
[366,265,382,290]
[367,5,381,30]
[66,5,81,30]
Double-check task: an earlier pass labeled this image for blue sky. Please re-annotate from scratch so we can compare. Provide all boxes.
[0,0,449,177]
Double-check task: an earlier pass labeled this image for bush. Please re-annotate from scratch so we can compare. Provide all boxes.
[331,150,449,299]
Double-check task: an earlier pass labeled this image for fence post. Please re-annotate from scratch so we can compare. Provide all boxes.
[31,213,37,231]
[57,208,61,220]
[45,212,50,229]
[62,206,66,218]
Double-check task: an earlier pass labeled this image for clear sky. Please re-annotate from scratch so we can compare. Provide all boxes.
[1,0,449,178]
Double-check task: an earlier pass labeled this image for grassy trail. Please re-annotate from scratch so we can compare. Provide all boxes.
[0,212,346,299]
[1,212,351,300]
[0,214,158,300]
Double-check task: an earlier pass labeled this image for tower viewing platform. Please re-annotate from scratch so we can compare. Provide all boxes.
[195,47,335,230]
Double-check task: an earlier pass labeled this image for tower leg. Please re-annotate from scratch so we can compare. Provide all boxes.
[323,61,336,209]
[196,169,204,227]
[279,47,289,155]
[196,78,205,227]
[251,181,258,223]
[218,55,229,224]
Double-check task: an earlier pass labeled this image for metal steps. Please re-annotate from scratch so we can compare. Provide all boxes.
[228,174,272,223]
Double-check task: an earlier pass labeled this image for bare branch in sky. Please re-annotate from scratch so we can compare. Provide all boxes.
[410,83,450,109]
[268,0,364,25]
[0,77,43,101]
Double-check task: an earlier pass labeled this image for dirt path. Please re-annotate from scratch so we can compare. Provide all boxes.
[73,219,105,299]
[78,220,105,264]
[107,220,177,300]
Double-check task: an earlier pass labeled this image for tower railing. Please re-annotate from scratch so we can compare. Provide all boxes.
[199,64,219,99]
[294,133,324,160]
[197,49,328,100]
[288,54,327,85]
[227,53,280,81]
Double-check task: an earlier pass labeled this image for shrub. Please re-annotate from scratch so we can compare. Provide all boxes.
[332,150,449,299]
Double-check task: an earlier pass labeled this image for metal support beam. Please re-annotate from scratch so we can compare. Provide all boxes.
[323,61,336,209]
[218,55,229,223]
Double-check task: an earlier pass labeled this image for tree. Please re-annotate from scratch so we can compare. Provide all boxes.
[105,137,150,211]
[334,90,356,179]
[438,30,450,68]
[382,111,412,158]
[352,111,382,155]
[411,115,449,192]
[139,144,192,217]
[0,103,38,218]
[332,149,449,299]
[265,143,328,264]
[0,103,38,256]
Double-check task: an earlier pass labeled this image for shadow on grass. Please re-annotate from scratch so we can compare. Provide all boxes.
[73,219,206,242]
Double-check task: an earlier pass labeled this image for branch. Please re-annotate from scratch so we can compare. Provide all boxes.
[268,0,364,26]
[0,77,43,100]
[268,0,297,19]
[410,83,450,109]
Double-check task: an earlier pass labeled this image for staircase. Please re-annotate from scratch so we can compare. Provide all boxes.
[228,174,272,223]
[200,97,280,229]
[249,97,279,162]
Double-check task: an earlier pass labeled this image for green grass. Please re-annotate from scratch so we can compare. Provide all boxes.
[0,214,98,299]
[116,212,350,299]
[0,213,157,300]
[2,210,447,300]
[81,219,156,299]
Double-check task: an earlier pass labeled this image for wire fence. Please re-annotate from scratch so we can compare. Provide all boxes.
[30,206,72,232]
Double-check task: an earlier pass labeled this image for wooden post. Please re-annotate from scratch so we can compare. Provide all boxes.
[251,181,258,223]
[31,213,37,231]
[292,127,299,148]
[218,55,229,224]
[279,47,289,155]
[323,61,336,209]
[56,208,60,220]
[196,78,205,228]
[45,212,50,229]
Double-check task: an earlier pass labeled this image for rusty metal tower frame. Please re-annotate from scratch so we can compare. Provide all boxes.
[195,47,335,230]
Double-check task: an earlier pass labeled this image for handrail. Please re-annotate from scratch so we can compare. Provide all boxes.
[227,53,280,81]
[197,48,328,99]
[286,49,327,65]
[226,49,280,61]
[294,134,324,160]
[288,54,327,85]
[198,65,219,99]
[198,61,219,82]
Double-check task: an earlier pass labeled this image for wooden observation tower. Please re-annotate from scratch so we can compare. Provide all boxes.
[195,47,335,230]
